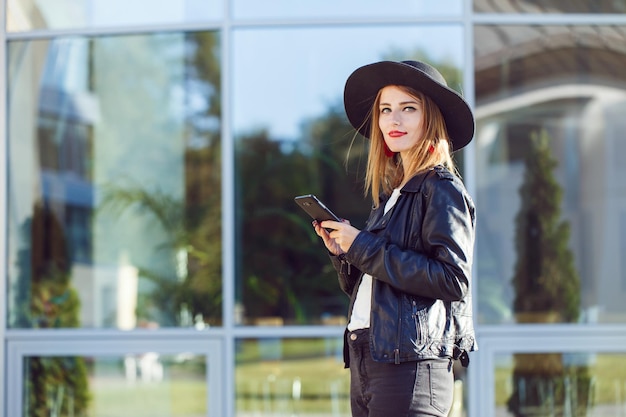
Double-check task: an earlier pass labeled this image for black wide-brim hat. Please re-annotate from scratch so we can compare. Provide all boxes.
[343,60,475,151]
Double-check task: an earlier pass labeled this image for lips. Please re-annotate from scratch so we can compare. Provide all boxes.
[388,130,406,138]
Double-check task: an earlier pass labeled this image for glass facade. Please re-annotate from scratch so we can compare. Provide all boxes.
[232,0,463,19]
[24,354,207,417]
[474,0,626,13]
[495,352,626,416]
[235,338,349,416]
[7,32,222,330]
[1,1,626,417]
[6,0,221,31]
[474,24,626,325]
[232,24,464,325]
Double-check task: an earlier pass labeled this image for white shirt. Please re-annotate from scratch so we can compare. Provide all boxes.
[347,188,402,331]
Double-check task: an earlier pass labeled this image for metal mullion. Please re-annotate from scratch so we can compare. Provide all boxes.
[462,1,481,416]
[5,20,223,41]
[472,12,626,25]
[4,327,227,341]
[221,2,236,417]
[1,0,8,416]
[229,14,465,30]
[1,11,474,41]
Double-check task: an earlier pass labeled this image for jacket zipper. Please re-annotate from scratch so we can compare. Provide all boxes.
[338,254,351,275]
[413,299,421,346]
[394,299,404,364]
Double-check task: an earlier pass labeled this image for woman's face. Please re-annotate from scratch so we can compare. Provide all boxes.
[377,85,425,156]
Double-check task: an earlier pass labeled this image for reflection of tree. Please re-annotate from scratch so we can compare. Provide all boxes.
[236,50,466,324]
[95,31,223,326]
[512,129,580,321]
[101,177,222,326]
[508,129,589,416]
[235,103,368,323]
[15,203,90,416]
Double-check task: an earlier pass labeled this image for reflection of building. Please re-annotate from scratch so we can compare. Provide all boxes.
[35,48,143,329]
[72,260,139,328]
[475,24,626,323]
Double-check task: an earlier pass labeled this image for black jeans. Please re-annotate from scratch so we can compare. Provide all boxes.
[347,328,454,417]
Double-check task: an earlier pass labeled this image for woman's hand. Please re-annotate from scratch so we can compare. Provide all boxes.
[313,219,360,256]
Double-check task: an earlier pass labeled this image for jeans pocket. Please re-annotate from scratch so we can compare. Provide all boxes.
[428,359,454,414]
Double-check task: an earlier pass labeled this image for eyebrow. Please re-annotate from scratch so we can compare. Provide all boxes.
[379,100,420,107]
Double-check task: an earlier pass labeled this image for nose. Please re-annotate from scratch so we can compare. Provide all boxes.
[391,112,400,125]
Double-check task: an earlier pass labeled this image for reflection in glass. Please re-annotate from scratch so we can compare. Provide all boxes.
[7,32,222,329]
[474,0,626,13]
[233,0,461,19]
[232,26,465,325]
[24,354,207,417]
[6,0,221,32]
[474,24,626,325]
[495,353,626,417]
[235,338,349,416]
[235,337,469,416]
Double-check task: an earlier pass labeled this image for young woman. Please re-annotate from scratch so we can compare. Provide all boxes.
[313,60,477,417]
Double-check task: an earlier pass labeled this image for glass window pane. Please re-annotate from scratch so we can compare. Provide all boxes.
[236,337,470,416]
[233,0,462,19]
[24,354,207,417]
[495,352,625,416]
[235,338,349,416]
[6,0,221,32]
[7,32,222,329]
[232,25,466,325]
[474,24,626,324]
[474,0,626,13]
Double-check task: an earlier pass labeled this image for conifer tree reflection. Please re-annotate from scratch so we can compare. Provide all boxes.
[16,203,90,416]
[508,129,590,416]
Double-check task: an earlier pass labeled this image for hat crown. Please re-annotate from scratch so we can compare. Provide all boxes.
[343,60,474,151]
[400,60,448,87]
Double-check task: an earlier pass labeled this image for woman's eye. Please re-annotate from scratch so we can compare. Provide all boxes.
[380,107,391,114]
[403,106,416,112]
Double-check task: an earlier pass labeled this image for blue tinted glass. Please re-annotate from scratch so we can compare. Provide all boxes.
[232,25,465,325]
[233,0,462,19]
[7,0,221,32]
[6,32,222,329]
[474,24,626,324]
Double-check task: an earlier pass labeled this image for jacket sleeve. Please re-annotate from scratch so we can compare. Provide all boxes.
[344,175,476,302]
[329,253,362,297]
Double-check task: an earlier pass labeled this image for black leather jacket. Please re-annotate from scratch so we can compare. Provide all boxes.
[331,165,477,367]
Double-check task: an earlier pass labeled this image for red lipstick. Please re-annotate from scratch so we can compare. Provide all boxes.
[388,130,406,137]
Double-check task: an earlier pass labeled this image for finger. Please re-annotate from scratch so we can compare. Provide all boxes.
[321,220,343,231]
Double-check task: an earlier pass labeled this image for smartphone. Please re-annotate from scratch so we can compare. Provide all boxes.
[294,194,341,224]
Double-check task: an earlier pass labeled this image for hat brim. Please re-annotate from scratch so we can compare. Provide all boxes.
[343,61,474,152]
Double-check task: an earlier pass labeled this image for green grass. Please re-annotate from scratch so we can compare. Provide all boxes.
[235,339,350,414]
[89,379,207,417]
[495,353,626,406]
[81,345,626,416]
[84,341,350,416]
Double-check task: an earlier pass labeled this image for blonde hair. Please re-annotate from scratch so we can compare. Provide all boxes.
[364,85,456,207]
